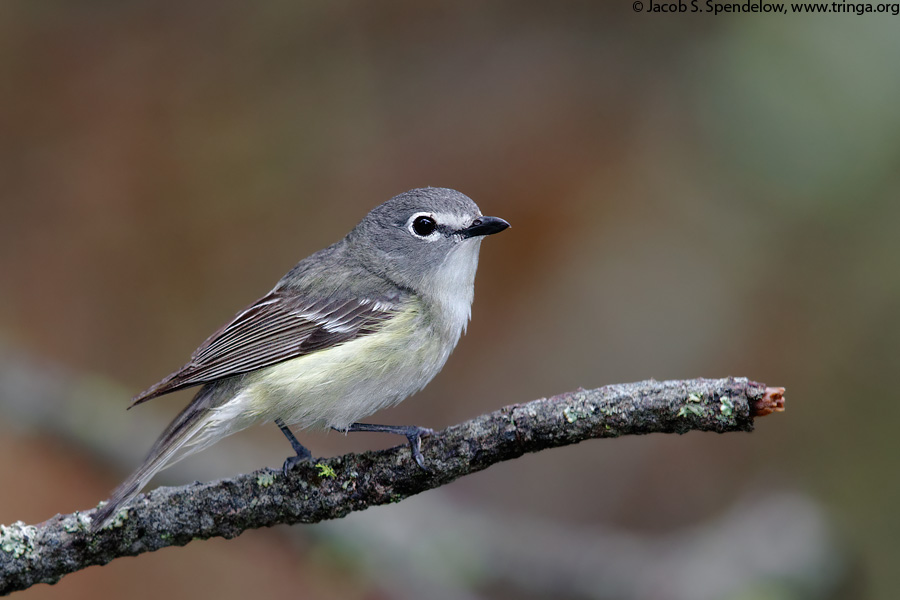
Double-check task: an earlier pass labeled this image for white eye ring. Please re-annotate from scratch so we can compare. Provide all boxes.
[407,212,440,241]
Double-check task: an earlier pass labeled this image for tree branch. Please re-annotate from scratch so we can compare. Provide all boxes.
[0,377,784,595]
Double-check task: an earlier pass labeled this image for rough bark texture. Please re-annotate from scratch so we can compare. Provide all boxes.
[0,377,783,595]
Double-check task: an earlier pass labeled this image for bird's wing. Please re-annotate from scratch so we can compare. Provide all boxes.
[130,289,404,406]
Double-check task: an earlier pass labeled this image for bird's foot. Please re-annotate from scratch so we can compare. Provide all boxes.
[276,417,314,476]
[281,450,313,477]
[340,423,434,471]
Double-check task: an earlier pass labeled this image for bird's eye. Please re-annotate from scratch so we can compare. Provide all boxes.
[412,215,437,237]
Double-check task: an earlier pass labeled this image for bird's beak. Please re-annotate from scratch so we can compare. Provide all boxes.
[460,216,510,239]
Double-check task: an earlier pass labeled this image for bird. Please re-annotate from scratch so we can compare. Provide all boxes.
[92,187,509,531]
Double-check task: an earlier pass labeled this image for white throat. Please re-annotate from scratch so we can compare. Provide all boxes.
[423,238,483,338]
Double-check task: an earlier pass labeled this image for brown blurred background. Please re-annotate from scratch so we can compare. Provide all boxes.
[2,2,898,599]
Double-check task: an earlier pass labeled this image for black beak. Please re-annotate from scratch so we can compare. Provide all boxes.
[460,216,510,239]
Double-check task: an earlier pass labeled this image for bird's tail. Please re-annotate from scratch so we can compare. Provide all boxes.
[91,385,221,532]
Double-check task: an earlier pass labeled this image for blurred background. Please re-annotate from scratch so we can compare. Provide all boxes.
[1,2,897,599]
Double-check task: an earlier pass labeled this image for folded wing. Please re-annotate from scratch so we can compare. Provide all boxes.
[130,290,404,406]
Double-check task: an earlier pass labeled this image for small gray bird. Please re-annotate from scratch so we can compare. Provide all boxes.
[93,187,509,530]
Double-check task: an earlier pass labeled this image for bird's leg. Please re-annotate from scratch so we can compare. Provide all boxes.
[276,418,313,475]
[337,423,434,470]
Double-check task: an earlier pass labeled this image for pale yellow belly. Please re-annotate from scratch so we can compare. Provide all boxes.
[206,299,460,434]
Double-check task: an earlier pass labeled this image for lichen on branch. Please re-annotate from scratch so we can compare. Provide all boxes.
[0,377,782,595]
